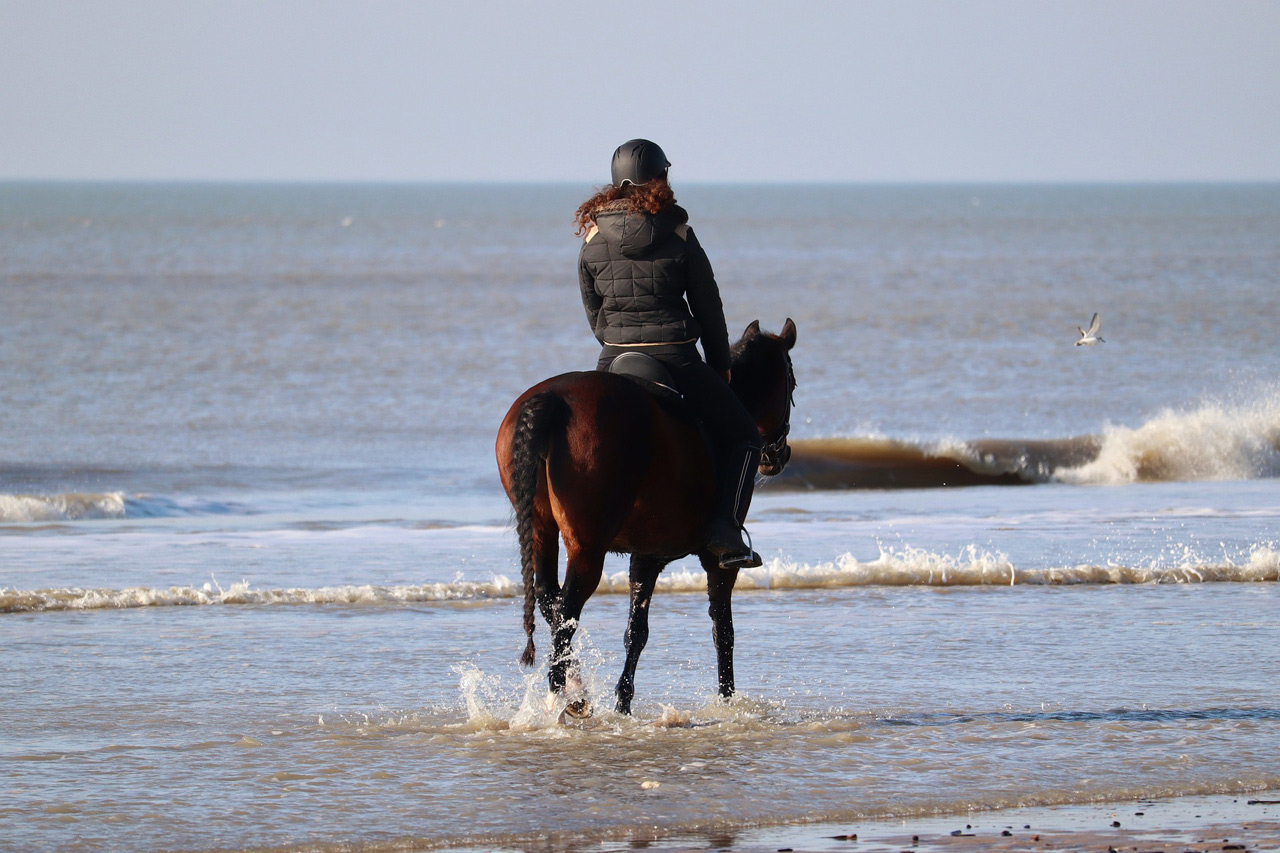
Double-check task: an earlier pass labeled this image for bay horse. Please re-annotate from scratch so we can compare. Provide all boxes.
[495,319,797,715]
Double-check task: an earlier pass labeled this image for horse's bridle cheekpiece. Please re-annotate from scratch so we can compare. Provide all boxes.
[760,355,795,472]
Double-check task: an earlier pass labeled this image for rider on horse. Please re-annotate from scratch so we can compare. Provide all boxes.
[575,139,763,570]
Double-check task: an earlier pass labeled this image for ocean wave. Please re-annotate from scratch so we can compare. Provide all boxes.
[0,491,127,522]
[772,394,1280,490]
[599,544,1280,592]
[0,575,520,613]
[0,491,249,523]
[5,545,1275,614]
[1055,395,1280,485]
[771,436,1099,490]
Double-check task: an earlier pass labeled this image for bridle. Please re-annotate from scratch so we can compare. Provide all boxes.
[759,354,795,473]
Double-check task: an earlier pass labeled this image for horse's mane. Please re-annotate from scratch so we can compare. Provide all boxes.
[729,332,767,368]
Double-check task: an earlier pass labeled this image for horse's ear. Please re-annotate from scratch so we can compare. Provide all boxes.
[743,320,762,338]
[780,318,797,350]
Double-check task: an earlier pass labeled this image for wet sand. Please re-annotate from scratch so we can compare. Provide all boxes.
[450,793,1280,853]
[686,794,1280,853]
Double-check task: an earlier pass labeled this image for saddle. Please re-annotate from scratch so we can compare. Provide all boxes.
[608,353,713,454]
[608,351,682,400]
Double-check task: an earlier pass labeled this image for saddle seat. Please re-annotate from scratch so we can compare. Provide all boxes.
[607,351,682,400]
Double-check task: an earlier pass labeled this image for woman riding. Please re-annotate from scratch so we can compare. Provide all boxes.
[575,139,763,570]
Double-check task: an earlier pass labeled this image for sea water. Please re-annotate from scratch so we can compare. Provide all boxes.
[2,182,1278,851]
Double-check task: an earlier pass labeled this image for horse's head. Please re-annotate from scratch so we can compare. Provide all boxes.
[730,318,797,476]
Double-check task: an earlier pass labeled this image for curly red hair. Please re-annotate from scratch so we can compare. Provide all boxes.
[574,178,686,237]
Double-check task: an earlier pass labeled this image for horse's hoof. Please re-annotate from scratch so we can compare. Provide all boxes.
[564,699,592,719]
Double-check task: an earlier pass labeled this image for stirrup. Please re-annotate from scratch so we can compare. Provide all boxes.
[714,525,762,570]
[718,549,762,570]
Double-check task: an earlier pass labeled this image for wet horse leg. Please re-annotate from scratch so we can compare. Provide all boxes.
[615,554,665,715]
[529,514,560,660]
[531,494,563,673]
[700,553,740,699]
[547,543,605,704]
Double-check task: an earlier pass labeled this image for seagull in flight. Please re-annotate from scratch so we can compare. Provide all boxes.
[1076,313,1104,346]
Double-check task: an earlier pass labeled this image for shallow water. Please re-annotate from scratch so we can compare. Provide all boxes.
[6,564,1279,850]
[2,182,1278,850]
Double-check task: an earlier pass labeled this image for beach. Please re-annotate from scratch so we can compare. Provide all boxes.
[2,182,1277,852]
[421,795,1280,852]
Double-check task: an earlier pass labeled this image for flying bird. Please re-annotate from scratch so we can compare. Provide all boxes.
[1076,313,1104,346]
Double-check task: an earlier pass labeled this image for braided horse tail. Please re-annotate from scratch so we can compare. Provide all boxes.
[508,392,569,666]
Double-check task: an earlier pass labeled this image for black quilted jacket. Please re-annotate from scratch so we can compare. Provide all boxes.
[578,201,732,372]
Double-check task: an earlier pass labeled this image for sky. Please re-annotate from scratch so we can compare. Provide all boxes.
[2,0,1278,183]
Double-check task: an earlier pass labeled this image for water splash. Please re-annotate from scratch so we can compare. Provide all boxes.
[1056,394,1280,485]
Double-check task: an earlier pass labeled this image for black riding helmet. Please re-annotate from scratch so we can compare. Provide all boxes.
[610,139,671,187]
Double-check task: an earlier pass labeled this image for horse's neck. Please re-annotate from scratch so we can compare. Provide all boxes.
[729,361,765,419]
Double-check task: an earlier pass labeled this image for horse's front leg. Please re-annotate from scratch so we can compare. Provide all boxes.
[615,554,665,715]
[700,553,740,700]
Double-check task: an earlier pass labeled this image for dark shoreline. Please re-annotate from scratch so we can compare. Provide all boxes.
[240,793,1280,853]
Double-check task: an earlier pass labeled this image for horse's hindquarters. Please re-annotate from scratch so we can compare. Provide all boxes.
[499,371,715,561]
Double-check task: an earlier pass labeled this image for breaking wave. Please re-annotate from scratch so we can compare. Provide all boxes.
[5,545,1274,614]
[0,491,128,522]
[602,544,1280,592]
[1055,395,1280,485]
[0,491,245,522]
[771,436,1097,489]
[772,394,1280,490]
[0,575,520,614]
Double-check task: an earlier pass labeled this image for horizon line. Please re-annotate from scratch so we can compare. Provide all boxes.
[4,177,1280,188]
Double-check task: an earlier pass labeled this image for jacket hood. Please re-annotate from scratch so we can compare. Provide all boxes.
[591,201,683,258]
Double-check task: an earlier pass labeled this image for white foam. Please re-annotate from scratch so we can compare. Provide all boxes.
[593,545,1018,592]
[0,492,127,522]
[600,543,1279,591]
[4,544,1275,614]
[0,575,519,613]
[1056,394,1280,485]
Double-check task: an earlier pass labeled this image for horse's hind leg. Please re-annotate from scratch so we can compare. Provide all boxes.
[548,544,605,706]
[532,503,561,651]
[615,554,665,715]
[700,552,740,700]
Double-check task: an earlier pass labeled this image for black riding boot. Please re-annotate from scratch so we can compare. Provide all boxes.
[706,444,763,570]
